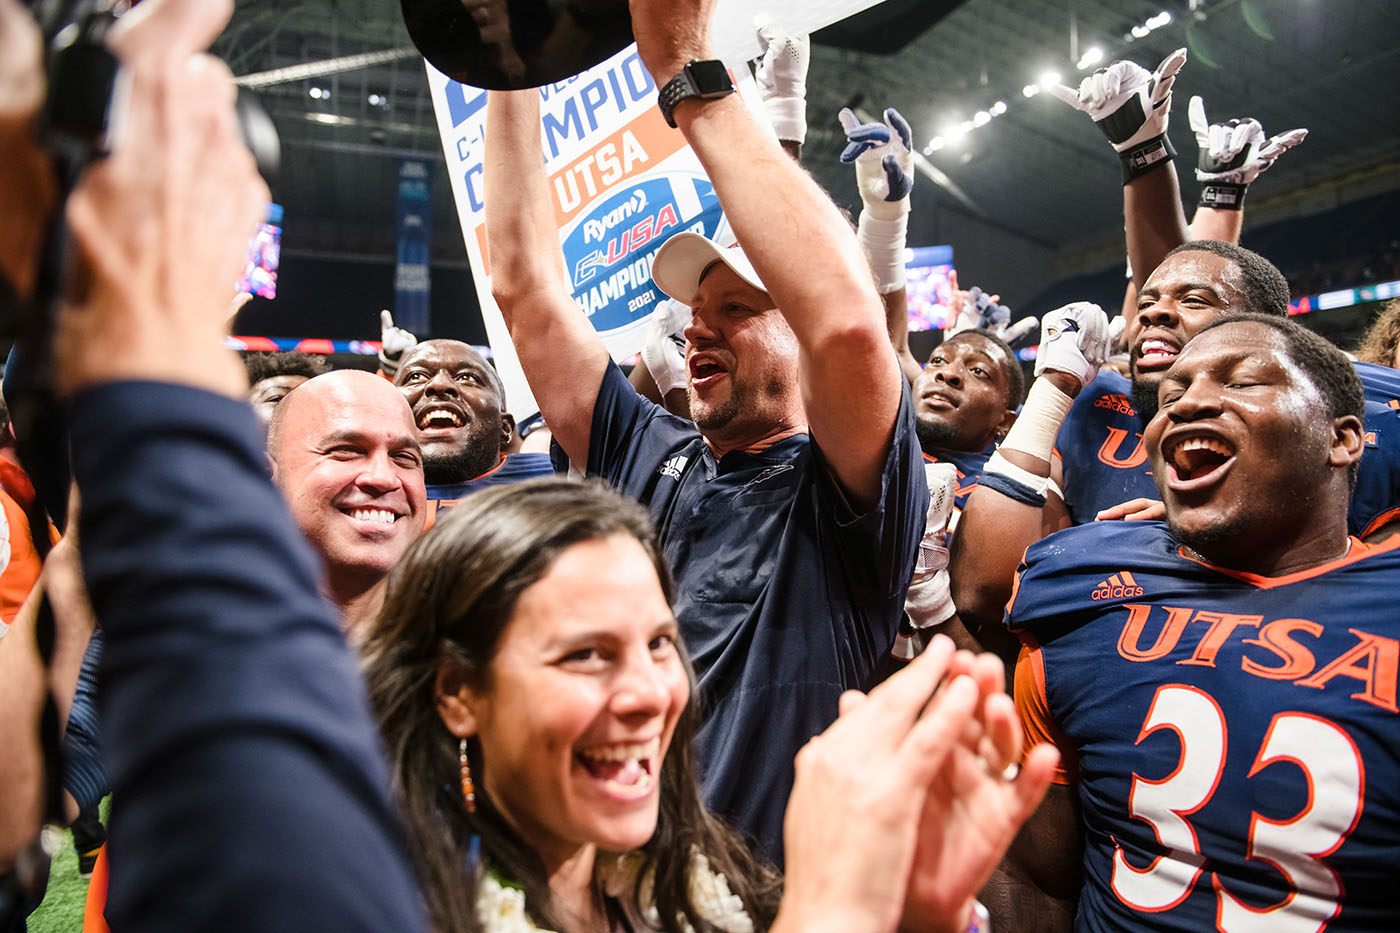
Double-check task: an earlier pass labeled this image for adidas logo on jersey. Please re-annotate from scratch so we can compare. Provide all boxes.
[658,455,688,481]
[1092,571,1143,600]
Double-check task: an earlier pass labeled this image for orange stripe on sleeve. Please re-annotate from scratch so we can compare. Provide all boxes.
[1003,545,1034,618]
[1014,635,1078,785]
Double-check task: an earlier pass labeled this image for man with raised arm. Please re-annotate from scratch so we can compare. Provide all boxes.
[987,314,1400,931]
[482,0,926,863]
[949,55,1398,660]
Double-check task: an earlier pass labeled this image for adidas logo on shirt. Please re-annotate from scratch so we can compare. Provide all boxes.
[658,455,688,481]
[1091,571,1143,601]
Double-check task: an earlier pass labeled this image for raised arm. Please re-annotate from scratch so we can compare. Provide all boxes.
[948,303,1111,664]
[43,0,426,927]
[629,0,901,507]
[1124,162,1190,293]
[837,106,922,385]
[1048,49,1190,292]
[1117,91,1310,330]
[483,90,610,468]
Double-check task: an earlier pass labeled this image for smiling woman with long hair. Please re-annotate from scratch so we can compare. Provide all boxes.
[361,480,781,932]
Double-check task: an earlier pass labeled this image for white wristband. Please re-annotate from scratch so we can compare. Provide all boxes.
[764,96,807,144]
[986,451,1049,498]
[997,378,1074,464]
[984,452,1062,501]
[857,212,908,294]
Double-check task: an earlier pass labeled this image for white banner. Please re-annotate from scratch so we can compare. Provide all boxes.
[427,0,885,418]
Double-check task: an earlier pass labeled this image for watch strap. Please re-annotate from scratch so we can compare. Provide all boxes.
[657,70,697,129]
[657,60,734,129]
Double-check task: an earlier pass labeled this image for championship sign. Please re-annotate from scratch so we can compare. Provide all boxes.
[426,46,740,417]
[427,0,885,418]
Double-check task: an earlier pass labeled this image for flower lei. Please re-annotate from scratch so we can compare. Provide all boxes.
[475,851,754,933]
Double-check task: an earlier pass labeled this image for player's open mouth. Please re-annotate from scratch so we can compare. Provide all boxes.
[1162,433,1236,489]
[576,737,659,799]
[416,406,464,436]
[688,354,729,391]
[1135,337,1181,372]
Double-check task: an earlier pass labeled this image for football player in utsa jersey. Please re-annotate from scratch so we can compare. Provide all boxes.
[987,314,1400,931]
[950,242,1400,665]
[887,330,1026,664]
[915,328,1025,534]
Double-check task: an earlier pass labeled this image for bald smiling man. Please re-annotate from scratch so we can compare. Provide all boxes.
[268,370,427,638]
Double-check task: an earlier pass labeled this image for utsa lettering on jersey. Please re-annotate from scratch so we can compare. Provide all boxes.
[1055,370,1400,538]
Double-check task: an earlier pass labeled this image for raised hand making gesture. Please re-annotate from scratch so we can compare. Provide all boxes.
[1050,48,1188,183]
[1188,95,1307,210]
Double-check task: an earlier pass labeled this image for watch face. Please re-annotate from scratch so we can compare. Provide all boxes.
[686,59,733,94]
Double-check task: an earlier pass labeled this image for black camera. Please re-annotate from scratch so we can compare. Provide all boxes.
[28,0,279,178]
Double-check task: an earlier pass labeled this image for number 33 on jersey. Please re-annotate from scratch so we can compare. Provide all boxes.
[1007,521,1400,931]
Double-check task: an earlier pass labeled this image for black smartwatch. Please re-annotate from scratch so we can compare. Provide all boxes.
[657,60,735,128]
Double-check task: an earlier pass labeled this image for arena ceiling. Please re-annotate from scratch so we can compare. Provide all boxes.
[213,0,1400,280]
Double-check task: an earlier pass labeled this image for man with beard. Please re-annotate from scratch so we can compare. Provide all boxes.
[268,370,427,639]
[482,40,927,860]
[986,315,1400,931]
[950,242,1400,662]
[391,339,553,516]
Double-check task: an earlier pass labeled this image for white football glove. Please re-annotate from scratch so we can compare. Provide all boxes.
[1050,48,1187,182]
[839,105,913,293]
[944,285,1040,345]
[1188,95,1307,209]
[639,298,689,396]
[838,106,914,221]
[754,16,809,145]
[1034,301,1111,387]
[378,309,418,376]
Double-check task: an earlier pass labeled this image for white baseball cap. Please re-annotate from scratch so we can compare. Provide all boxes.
[650,232,769,305]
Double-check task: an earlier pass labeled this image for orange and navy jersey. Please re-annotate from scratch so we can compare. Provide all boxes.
[423,452,555,527]
[1055,371,1400,539]
[1006,520,1400,931]
[1355,403,1400,538]
[921,447,988,541]
[1053,371,1155,526]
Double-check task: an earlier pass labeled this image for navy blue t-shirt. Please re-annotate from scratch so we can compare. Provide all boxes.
[586,363,926,864]
[1055,370,1400,537]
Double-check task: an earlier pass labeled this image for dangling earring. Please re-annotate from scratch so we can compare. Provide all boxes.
[459,737,476,814]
